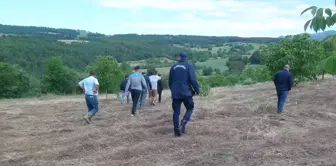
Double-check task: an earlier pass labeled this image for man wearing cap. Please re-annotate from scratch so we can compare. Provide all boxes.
[273,64,293,114]
[169,52,200,137]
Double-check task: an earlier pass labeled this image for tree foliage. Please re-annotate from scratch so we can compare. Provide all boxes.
[0,62,30,98]
[86,56,124,99]
[301,3,336,75]
[301,6,336,32]
[260,34,324,83]
[41,57,79,94]
[249,50,261,64]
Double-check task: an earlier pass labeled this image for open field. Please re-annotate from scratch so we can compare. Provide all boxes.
[196,58,228,71]
[1,80,336,165]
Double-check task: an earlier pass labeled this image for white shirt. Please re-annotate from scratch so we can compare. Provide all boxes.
[78,76,99,95]
[149,75,160,90]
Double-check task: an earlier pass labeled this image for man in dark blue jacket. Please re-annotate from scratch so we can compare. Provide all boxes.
[169,52,200,137]
[120,75,130,104]
[273,65,293,114]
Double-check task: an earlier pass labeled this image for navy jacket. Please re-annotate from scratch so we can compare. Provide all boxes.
[169,60,200,99]
[273,70,293,91]
[143,75,152,90]
[120,79,128,91]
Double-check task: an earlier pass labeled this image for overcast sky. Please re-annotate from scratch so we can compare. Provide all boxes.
[0,0,334,37]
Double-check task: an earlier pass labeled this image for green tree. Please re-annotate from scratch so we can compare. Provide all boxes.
[0,62,29,98]
[301,4,336,77]
[147,66,158,75]
[41,57,78,94]
[249,50,261,64]
[120,62,132,75]
[202,67,213,76]
[241,65,272,83]
[260,34,324,83]
[86,56,123,99]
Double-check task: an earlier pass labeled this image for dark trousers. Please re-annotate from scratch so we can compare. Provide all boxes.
[277,90,288,113]
[158,90,162,103]
[172,97,194,129]
[131,89,142,115]
[85,95,99,116]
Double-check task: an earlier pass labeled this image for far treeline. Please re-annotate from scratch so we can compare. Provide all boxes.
[0,24,335,99]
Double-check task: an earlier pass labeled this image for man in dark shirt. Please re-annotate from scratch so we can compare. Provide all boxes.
[273,65,293,114]
[120,75,130,104]
[157,74,163,103]
[169,52,200,137]
[138,72,152,108]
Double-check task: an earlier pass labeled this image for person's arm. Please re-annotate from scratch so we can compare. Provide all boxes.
[147,77,152,90]
[168,67,173,90]
[288,73,293,91]
[141,76,147,92]
[273,73,277,86]
[93,78,99,94]
[188,63,200,95]
[78,79,84,93]
[125,78,131,92]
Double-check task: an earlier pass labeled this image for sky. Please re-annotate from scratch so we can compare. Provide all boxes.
[0,0,334,37]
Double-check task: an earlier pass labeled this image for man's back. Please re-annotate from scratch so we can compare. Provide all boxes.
[273,70,293,91]
[149,75,160,90]
[127,72,147,91]
[169,61,199,99]
[79,76,99,95]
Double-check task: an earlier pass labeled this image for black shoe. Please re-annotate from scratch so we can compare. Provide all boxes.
[174,128,182,137]
[179,121,187,134]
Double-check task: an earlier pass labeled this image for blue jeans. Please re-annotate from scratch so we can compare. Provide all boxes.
[277,91,288,113]
[138,90,148,108]
[172,97,194,129]
[85,95,99,116]
[120,91,130,104]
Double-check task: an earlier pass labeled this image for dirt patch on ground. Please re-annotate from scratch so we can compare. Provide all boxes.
[1,80,336,166]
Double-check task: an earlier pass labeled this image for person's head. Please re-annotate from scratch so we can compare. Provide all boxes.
[158,74,161,77]
[125,75,128,79]
[178,52,188,61]
[284,64,290,71]
[134,65,140,71]
[90,71,97,77]
[142,72,146,75]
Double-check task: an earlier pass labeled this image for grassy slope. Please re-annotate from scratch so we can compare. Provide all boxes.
[1,80,336,165]
[196,58,228,72]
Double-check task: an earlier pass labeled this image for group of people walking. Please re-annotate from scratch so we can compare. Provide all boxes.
[78,51,293,137]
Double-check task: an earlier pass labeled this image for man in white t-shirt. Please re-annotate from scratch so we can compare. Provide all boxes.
[149,72,160,106]
[78,71,99,124]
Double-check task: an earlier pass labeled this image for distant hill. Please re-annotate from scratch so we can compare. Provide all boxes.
[278,30,336,40]
[0,24,105,40]
[310,30,336,40]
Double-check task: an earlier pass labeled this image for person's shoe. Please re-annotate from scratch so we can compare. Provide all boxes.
[83,114,91,124]
[174,128,182,137]
[179,121,187,134]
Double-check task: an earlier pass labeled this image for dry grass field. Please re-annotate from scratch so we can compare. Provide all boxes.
[1,80,336,166]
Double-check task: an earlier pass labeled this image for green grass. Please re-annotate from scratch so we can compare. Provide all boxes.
[196,58,228,71]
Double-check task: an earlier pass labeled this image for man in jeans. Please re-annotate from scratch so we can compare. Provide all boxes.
[120,75,130,104]
[125,66,147,116]
[78,71,99,124]
[169,52,200,137]
[273,65,293,114]
[138,72,152,108]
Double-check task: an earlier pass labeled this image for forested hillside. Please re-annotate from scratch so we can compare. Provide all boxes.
[0,24,333,99]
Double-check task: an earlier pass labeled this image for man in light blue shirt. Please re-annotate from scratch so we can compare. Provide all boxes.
[78,71,99,124]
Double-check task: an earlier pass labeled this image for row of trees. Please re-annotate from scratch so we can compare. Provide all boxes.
[0,56,130,99]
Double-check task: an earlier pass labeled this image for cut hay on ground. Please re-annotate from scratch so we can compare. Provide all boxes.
[1,80,336,165]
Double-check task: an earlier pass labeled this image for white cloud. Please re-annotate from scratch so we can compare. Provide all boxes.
[98,0,325,37]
